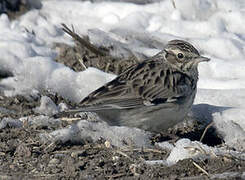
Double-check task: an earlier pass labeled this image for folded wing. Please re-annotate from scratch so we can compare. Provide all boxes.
[76,59,194,111]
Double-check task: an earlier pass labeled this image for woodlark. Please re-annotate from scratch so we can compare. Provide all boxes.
[58,40,210,132]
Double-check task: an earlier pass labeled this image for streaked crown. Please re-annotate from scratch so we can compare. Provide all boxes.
[164,40,209,71]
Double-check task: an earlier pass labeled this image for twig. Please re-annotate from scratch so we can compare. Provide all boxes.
[120,148,165,154]
[43,142,57,152]
[196,143,209,155]
[77,56,87,69]
[192,161,209,176]
[171,0,176,9]
[61,23,108,56]
[200,122,214,142]
[60,117,81,122]
[116,150,131,159]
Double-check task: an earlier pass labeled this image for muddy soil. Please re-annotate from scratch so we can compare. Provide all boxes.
[0,9,245,179]
[1,125,244,179]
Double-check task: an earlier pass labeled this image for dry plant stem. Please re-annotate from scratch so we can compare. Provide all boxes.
[76,53,87,69]
[192,161,209,176]
[61,23,108,56]
[120,148,165,154]
[171,0,176,9]
[116,150,131,159]
[200,122,214,142]
[60,117,81,121]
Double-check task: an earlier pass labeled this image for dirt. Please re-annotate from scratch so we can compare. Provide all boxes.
[0,123,244,179]
[0,10,245,179]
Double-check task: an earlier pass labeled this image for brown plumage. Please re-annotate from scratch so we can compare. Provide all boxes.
[58,40,210,132]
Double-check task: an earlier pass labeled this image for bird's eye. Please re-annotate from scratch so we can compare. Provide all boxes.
[177,53,184,59]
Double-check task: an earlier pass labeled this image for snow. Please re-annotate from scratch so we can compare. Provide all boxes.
[148,138,245,166]
[20,115,61,129]
[0,118,23,129]
[40,118,152,147]
[34,96,59,116]
[0,0,245,163]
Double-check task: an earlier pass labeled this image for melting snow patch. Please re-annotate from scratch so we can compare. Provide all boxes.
[147,138,245,166]
[40,119,152,148]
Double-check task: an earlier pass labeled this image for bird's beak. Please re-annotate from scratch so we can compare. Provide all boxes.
[195,56,210,63]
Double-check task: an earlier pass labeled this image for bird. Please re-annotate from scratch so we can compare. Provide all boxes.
[57,40,210,132]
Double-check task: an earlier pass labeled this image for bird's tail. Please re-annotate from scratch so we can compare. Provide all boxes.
[53,105,121,118]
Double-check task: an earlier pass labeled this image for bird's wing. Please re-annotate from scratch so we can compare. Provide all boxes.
[78,59,194,110]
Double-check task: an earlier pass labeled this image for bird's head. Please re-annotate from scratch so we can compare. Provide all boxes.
[164,40,210,72]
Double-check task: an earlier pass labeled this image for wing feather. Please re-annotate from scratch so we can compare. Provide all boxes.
[79,58,194,110]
